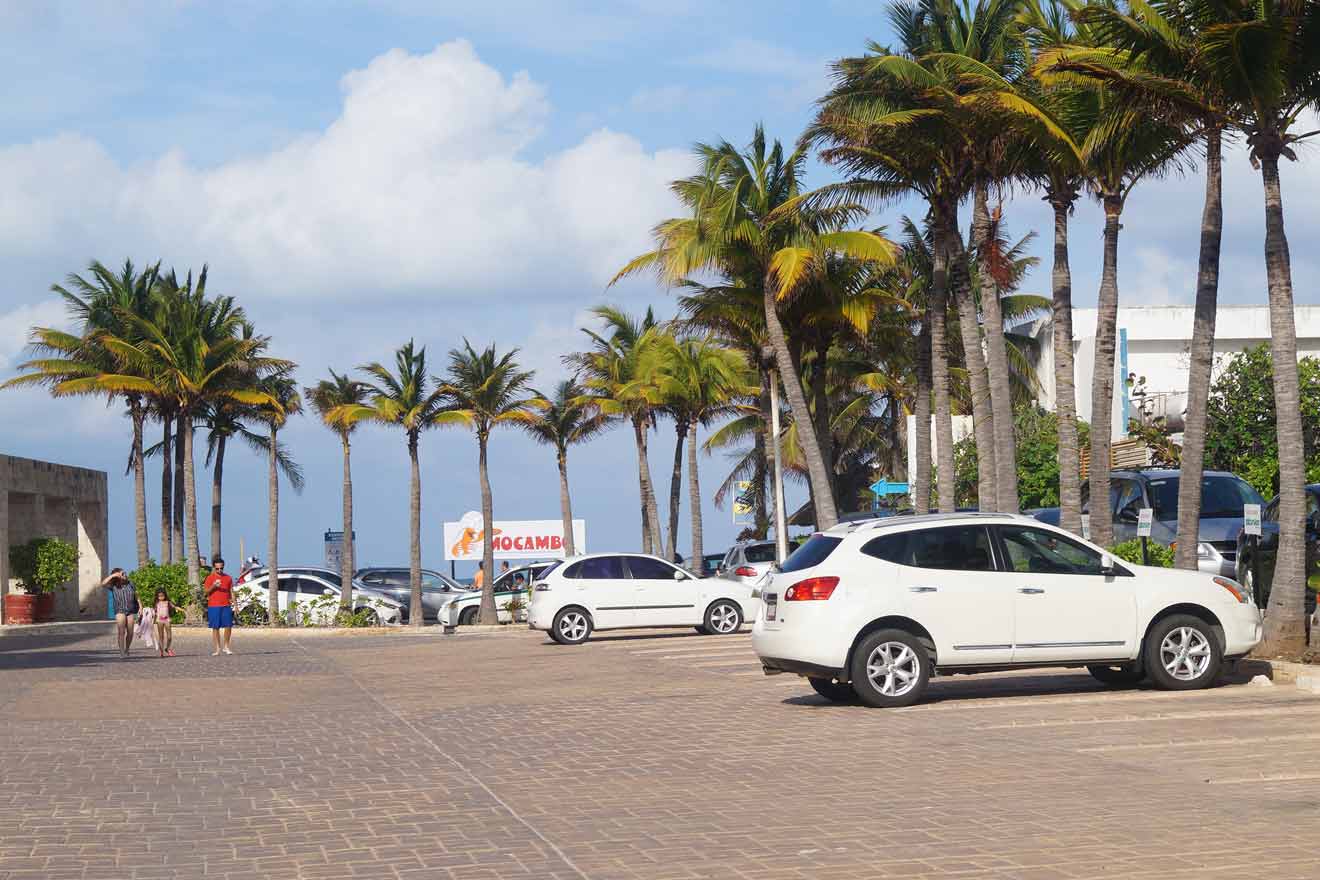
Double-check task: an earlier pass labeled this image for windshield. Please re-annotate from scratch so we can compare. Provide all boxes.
[744,541,801,564]
[779,535,842,573]
[1147,475,1263,520]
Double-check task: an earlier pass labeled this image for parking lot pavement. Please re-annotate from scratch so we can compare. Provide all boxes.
[3,627,1319,879]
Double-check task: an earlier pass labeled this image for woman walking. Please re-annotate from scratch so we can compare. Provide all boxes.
[100,568,139,658]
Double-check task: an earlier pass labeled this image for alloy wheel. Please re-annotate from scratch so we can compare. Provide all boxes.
[559,611,589,642]
[709,603,740,634]
[865,641,920,697]
[1159,626,1211,681]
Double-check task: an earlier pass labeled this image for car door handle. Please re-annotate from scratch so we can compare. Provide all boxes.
[908,586,938,593]
[1018,587,1046,595]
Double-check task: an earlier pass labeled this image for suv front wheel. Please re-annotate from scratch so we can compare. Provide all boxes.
[849,629,931,708]
[1144,614,1221,690]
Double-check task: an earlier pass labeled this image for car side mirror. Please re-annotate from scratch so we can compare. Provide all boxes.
[1118,508,1140,524]
[673,570,686,581]
[1100,553,1116,575]
[323,588,335,596]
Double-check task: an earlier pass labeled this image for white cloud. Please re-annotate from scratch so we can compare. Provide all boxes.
[0,39,690,306]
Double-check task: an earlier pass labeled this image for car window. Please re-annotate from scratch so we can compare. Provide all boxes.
[862,526,994,572]
[742,543,777,564]
[1264,500,1279,522]
[563,556,627,579]
[624,556,682,579]
[1146,475,1263,520]
[1113,479,1143,516]
[999,527,1103,575]
[298,578,332,595]
[779,535,842,573]
[275,576,298,592]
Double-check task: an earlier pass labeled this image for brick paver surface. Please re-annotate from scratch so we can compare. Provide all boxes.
[2,626,1318,879]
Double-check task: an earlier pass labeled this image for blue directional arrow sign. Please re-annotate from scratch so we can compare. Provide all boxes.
[870,479,910,496]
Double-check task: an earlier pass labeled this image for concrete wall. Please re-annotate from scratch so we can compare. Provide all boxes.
[0,454,109,623]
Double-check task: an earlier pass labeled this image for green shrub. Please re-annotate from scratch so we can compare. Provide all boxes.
[129,561,194,623]
[1109,539,1174,568]
[7,537,79,594]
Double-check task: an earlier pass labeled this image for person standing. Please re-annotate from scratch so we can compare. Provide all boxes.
[203,557,235,656]
[499,561,510,577]
[100,568,139,658]
[473,563,485,591]
[153,588,175,657]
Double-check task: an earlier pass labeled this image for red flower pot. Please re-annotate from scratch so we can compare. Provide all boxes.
[2,592,55,624]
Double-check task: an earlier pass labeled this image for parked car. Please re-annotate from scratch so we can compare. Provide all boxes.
[528,553,760,644]
[355,567,467,622]
[234,569,403,625]
[443,563,553,627]
[700,553,725,577]
[1234,486,1320,640]
[752,512,1261,708]
[1031,469,1263,577]
[718,539,802,587]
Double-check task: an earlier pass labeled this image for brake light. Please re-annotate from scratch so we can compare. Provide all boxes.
[1214,576,1248,603]
[734,566,758,578]
[784,576,839,601]
[533,582,551,592]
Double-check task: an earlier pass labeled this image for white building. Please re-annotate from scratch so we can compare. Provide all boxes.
[1016,305,1320,440]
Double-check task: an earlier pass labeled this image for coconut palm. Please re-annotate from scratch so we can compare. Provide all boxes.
[256,370,304,624]
[566,306,667,551]
[614,127,896,529]
[359,340,454,627]
[521,379,608,558]
[442,341,538,625]
[305,371,373,612]
[3,259,162,567]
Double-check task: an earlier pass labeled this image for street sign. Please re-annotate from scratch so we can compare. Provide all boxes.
[870,479,910,496]
[1244,503,1262,536]
[1137,508,1154,537]
[1081,514,1091,541]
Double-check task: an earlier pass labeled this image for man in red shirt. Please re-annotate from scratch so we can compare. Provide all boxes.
[204,557,235,656]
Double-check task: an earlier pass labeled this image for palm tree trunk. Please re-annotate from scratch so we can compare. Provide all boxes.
[1050,188,1083,536]
[665,419,685,561]
[1175,128,1223,570]
[753,377,771,538]
[557,448,576,557]
[632,417,663,552]
[929,230,956,514]
[973,184,1019,513]
[182,414,201,592]
[763,278,838,528]
[1089,195,1124,549]
[687,420,703,575]
[340,434,355,612]
[812,338,835,504]
[408,431,423,628]
[173,415,186,563]
[267,424,279,625]
[1258,152,1308,655]
[949,215,998,511]
[130,398,149,569]
[160,413,173,564]
[477,432,499,626]
[914,312,933,515]
[210,433,226,562]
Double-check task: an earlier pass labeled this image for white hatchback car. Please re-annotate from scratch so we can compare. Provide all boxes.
[528,552,759,644]
[752,513,1263,708]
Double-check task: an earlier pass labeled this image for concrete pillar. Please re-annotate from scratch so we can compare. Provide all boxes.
[77,498,108,618]
[0,489,9,624]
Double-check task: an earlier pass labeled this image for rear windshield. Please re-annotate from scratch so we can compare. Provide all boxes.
[744,541,800,563]
[779,535,841,573]
[1147,475,1263,520]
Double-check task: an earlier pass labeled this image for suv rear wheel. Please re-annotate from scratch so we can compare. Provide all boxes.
[1144,614,1221,690]
[849,629,930,708]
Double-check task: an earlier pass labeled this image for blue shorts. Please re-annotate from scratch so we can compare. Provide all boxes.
[207,606,234,629]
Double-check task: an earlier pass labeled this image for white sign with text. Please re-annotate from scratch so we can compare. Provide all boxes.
[444,511,586,561]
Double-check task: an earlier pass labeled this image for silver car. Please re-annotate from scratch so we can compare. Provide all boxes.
[355,567,467,622]
[718,539,801,588]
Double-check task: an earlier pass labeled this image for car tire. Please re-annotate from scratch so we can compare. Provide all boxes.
[1086,664,1144,686]
[694,625,710,634]
[458,607,478,626]
[1144,614,1222,691]
[704,600,743,635]
[808,676,857,703]
[553,607,592,645]
[849,629,931,708]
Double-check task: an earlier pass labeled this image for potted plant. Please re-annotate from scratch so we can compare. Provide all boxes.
[5,537,79,623]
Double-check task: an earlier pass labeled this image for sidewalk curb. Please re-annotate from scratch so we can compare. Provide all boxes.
[0,620,116,639]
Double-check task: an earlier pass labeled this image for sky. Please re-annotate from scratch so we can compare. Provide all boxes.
[2,0,1318,575]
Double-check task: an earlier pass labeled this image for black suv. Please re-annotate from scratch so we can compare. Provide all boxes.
[1234,486,1320,639]
[1032,468,1262,577]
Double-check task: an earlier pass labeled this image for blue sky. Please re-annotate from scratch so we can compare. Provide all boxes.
[2,0,1317,574]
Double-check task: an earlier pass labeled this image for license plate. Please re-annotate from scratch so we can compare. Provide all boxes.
[765,593,777,621]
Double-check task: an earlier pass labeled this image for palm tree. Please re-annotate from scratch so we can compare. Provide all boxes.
[614,127,895,529]
[257,370,304,624]
[200,399,297,561]
[359,341,454,626]
[306,371,373,612]
[442,341,538,625]
[521,380,608,558]
[566,306,666,551]
[3,259,161,567]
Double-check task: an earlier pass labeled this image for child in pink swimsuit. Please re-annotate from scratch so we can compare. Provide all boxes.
[153,589,175,657]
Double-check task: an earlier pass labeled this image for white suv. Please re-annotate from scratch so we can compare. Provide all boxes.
[752,513,1262,708]
[528,552,758,644]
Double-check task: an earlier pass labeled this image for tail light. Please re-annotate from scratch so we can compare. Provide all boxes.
[734,566,758,578]
[533,582,551,592]
[784,576,839,601]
